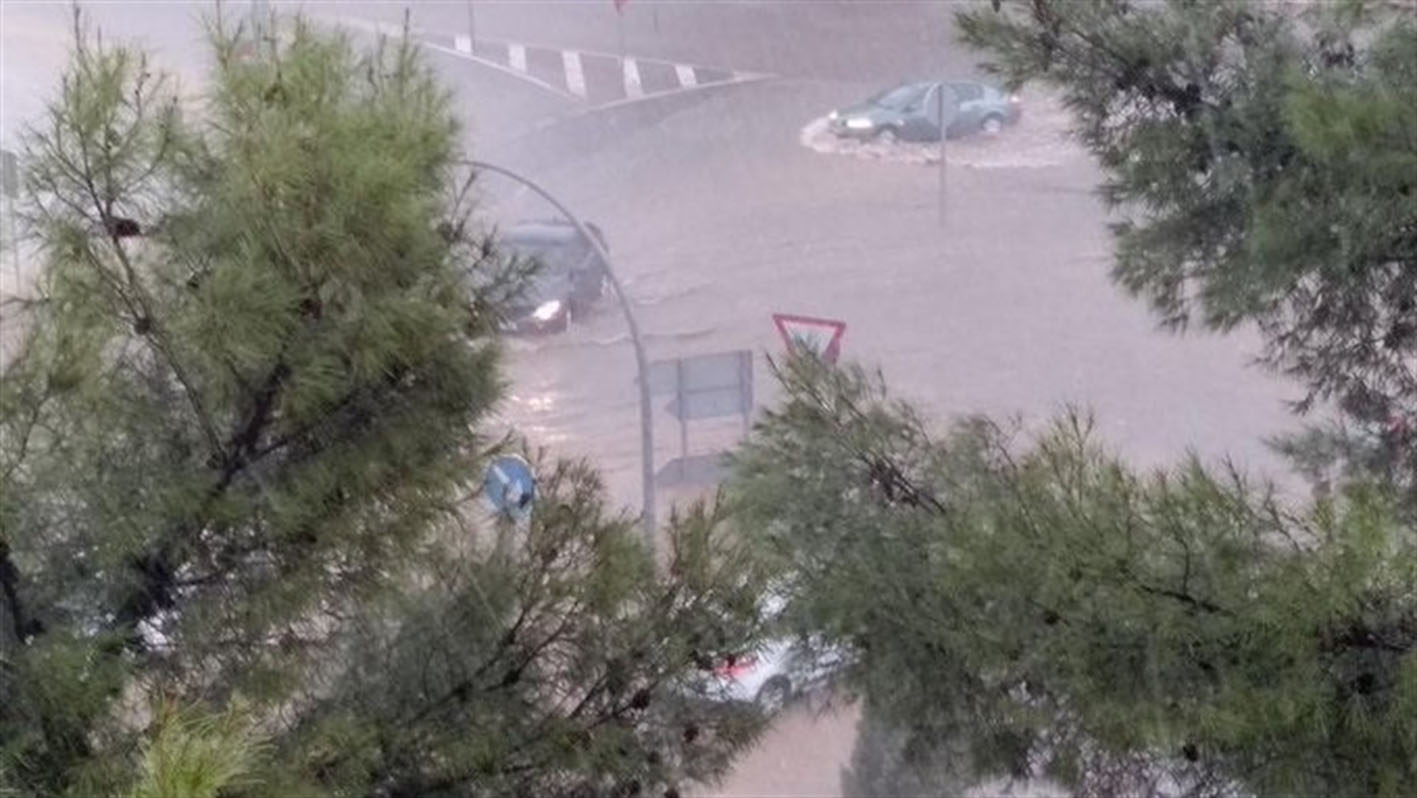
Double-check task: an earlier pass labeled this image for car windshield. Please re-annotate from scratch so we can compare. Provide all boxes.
[868,82,928,109]
[507,242,573,274]
[519,262,572,305]
[503,233,589,305]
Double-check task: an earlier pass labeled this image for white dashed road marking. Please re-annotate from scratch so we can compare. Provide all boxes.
[319,15,774,109]
[622,57,643,98]
[563,50,587,98]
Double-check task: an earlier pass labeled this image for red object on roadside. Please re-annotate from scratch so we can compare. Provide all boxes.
[714,653,758,680]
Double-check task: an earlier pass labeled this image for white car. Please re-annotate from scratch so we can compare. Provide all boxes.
[676,590,848,712]
[705,637,844,711]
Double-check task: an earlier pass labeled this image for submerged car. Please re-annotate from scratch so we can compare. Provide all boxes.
[705,637,845,711]
[827,80,1021,142]
[499,219,610,335]
[686,592,848,712]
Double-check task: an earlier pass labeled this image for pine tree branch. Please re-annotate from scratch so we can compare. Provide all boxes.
[48,129,226,459]
[0,382,49,486]
[1133,581,1228,616]
[0,540,32,647]
[58,69,221,449]
[788,362,949,516]
[1324,621,1410,655]
[216,354,291,490]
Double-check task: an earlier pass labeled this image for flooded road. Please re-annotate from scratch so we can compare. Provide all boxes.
[484,78,1297,513]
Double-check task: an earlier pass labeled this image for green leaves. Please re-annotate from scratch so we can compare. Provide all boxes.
[128,702,267,798]
[732,353,1417,795]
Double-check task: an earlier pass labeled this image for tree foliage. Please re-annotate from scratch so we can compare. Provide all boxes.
[0,14,768,796]
[127,702,266,798]
[957,0,1417,495]
[730,354,1417,797]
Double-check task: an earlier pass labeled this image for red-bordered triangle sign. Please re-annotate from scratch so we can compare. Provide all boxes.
[773,313,847,364]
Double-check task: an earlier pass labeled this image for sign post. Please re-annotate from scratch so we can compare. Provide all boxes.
[250,0,270,40]
[614,0,628,59]
[463,0,477,53]
[772,313,847,364]
[2,149,18,277]
[936,82,957,229]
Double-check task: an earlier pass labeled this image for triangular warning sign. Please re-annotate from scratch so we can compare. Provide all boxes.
[772,313,847,364]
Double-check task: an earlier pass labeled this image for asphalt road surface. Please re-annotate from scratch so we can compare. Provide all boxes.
[3,2,1303,794]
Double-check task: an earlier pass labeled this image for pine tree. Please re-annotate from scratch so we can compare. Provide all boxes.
[730,353,1417,797]
[0,13,769,796]
[956,0,1417,499]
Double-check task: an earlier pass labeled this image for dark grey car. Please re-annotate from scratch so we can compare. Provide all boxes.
[827,80,1022,143]
[499,220,609,335]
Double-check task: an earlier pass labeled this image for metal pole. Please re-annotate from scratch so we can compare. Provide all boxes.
[937,83,948,228]
[676,358,688,480]
[250,0,270,39]
[465,160,658,552]
[465,0,477,49]
[7,195,16,280]
[1,149,18,282]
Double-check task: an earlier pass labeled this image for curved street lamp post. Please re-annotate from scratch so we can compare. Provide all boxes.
[465,160,657,551]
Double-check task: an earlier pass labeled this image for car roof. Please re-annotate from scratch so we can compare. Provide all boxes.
[889,79,986,88]
[502,220,582,245]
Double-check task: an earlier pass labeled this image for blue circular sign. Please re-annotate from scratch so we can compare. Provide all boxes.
[483,455,536,521]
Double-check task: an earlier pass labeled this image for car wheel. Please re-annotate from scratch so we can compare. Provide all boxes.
[981,115,1004,136]
[874,127,899,145]
[755,676,792,713]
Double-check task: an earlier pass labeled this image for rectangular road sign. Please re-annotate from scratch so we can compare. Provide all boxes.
[642,349,753,471]
[656,453,730,488]
[666,386,750,421]
[644,350,750,397]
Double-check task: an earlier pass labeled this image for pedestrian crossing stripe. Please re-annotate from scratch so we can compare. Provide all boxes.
[418,32,768,106]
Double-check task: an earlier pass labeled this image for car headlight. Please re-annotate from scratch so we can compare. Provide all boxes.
[844,117,874,130]
[827,109,839,121]
[531,299,564,322]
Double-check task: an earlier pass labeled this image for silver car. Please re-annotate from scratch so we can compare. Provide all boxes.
[827,80,1023,143]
